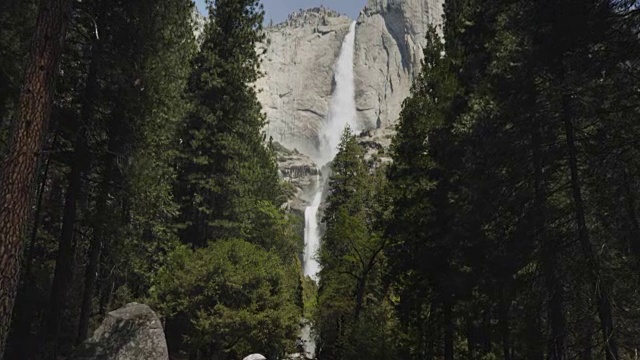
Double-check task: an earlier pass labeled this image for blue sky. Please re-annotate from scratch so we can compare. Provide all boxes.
[195,0,368,24]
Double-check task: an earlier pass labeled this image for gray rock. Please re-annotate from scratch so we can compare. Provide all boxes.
[256,0,444,160]
[277,147,320,193]
[256,8,353,157]
[275,142,322,214]
[243,354,267,360]
[354,0,444,130]
[358,127,395,166]
[71,303,168,360]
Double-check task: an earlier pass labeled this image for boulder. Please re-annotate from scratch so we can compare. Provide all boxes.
[71,303,168,360]
[243,354,267,360]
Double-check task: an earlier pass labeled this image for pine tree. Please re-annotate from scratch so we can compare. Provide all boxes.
[176,0,280,247]
[152,240,299,360]
[386,0,640,358]
[316,127,392,360]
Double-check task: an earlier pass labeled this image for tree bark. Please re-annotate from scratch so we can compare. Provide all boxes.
[0,0,72,356]
[22,129,58,291]
[7,131,57,360]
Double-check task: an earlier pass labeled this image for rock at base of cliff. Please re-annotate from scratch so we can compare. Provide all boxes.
[71,303,168,360]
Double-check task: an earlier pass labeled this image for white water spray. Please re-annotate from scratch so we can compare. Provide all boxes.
[303,21,358,282]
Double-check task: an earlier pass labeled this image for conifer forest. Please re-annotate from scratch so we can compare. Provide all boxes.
[0,0,639,359]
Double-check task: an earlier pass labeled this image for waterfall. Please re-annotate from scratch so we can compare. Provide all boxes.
[317,21,359,167]
[303,175,322,281]
[299,21,358,359]
[303,21,358,282]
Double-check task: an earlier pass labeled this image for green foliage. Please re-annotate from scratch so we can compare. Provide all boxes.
[386,1,640,359]
[316,127,393,360]
[175,0,280,246]
[302,275,318,319]
[151,239,299,360]
[4,0,640,359]
[118,0,198,299]
[0,0,37,154]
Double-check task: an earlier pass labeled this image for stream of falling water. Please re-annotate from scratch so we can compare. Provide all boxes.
[300,21,358,359]
[303,21,358,281]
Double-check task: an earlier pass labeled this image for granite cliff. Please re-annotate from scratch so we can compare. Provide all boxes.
[257,0,444,159]
[256,7,353,158]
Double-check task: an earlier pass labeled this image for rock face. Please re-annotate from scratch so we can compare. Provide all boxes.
[71,303,168,360]
[257,7,353,157]
[354,0,444,129]
[357,126,395,166]
[257,0,444,159]
[274,142,321,214]
[276,143,320,193]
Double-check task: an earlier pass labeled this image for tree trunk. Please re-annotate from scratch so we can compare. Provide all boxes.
[23,131,56,292]
[524,307,545,360]
[85,103,126,333]
[578,299,593,360]
[466,317,476,360]
[623,170,640,256]
[533,119,567,360]
[423,298,437,360]
[499,293,512,360]
[7,132,56,359]
[353,276,366,321]
[74,53,103,345]
[44,118,89,357]
[562,94,618,360]
[0,0,72,356]
[542,239,566,360]
[481,309,491,355]
[443,297,454,360]
[76,224,102,344]
[77,161,112,345]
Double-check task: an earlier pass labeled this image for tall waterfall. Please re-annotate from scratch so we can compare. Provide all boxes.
[317,21,359,167]
[300,20,358,359]
[303,21,358,282]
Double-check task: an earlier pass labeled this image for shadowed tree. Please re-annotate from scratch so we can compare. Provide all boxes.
[0,0,72,356]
